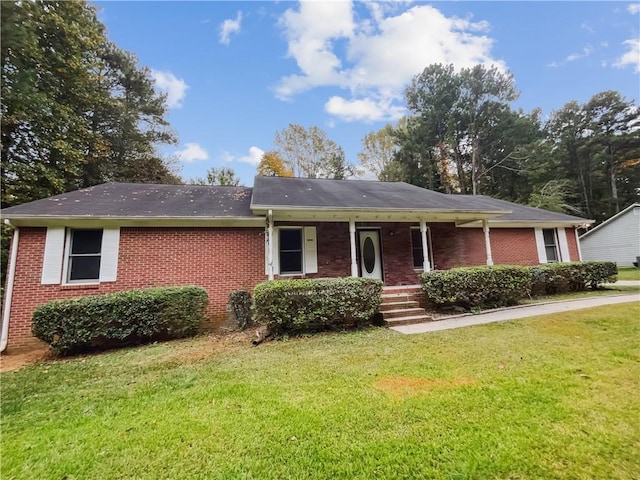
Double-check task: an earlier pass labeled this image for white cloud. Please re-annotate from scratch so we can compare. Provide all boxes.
[275,2,504,122]
[325,96,405,123]
[239,146,265,165]
[580,21,594,33]
[628,4,640,14]
[566,45,594,62]
[548,45,594,68]
[219,11,243,45]
[220,146,265,166]
[614,38,640,73]
[151,70,188,108]
[176,143,209,163]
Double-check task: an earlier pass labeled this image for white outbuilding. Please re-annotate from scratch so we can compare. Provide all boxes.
[579,203,640,267]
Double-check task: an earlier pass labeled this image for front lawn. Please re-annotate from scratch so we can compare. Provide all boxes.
[618,266,640,281]
[2,304,639,479]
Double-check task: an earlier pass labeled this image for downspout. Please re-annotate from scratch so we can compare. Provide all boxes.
[267,210,274,280]
[482,219,494,266]
[349,219,358,277]
[1,223,19,353]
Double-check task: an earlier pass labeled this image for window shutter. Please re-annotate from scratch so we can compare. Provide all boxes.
[41,227,65,284]
[99,228,120,282]
[557,228,570,262]
[303,226,318,274]
[534,228,547,264]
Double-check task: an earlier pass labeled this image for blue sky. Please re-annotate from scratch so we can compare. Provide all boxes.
[94,1,640,186]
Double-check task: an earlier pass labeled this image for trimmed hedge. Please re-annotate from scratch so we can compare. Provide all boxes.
[253,277,383,334]
[32,286,208,356]
[420,265,532,309]
[530,261,617,295]
[421,261,618,310]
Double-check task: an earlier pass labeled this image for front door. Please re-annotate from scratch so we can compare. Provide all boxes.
[358,230,382,280]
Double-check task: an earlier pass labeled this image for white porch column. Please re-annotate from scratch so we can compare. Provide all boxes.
[349,219,358,277]
[482,219,494,266]
[267,209,274,280]
[420,220,431,272]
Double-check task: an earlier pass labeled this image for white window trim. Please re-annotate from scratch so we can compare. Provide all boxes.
[269,226,318,276]
[41,227,120,286]
[61,228,102,285]
[410,226,433,272]
[535,227,568,264]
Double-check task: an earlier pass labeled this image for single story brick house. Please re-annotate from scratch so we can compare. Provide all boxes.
[1,176,592,352]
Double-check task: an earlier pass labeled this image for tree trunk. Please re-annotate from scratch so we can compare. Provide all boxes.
[471,135,480,195]
[608,144,620,213]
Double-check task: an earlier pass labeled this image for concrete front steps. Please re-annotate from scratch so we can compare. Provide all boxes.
[380,285,432,327]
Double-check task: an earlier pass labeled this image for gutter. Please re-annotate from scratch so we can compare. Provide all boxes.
[2,215,265,228]
[249,204,510,216]
[1,223,19,353]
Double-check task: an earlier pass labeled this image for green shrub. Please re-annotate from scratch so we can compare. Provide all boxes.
[582,261,617,289]
[420,265,531,309]
[253,277,383,334]
[530,261,617,296]
[228,290,252,330]
[32,286,208,356]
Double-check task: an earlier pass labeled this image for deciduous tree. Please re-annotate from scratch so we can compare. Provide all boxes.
[257,151,294,177]
[273,124,353,179]
[188,167,241,186]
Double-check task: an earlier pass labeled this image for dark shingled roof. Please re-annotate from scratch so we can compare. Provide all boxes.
[1,178,591,224]
[459,195,589,223]
[1,183,255,218]
[251,176,501,212]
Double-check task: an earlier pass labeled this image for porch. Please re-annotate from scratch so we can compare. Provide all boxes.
[265,220,497,287]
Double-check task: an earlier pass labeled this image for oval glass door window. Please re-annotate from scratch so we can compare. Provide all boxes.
[363,237,375,273]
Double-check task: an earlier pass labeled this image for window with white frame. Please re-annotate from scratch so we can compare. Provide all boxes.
[66,229,103,282]
[410,227,432,269]
[535,227,570,264]
[542,228,559,263]
[279,228,303,274]
[41,227,120,285]
[266,226,317,276]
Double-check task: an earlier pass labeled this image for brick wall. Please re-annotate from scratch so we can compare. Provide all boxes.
[429,225,580,269]
[4,223,581,352]
[5,227,266,352]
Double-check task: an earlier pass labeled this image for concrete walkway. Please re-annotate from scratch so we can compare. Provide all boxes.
[606,280,640,287]
[391,293,640,335]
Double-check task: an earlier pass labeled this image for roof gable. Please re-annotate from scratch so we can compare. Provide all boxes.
[579,203,640,239]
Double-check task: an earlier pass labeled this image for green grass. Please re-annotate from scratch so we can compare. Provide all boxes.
[2,303,639,479]
[618,267,640,281]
